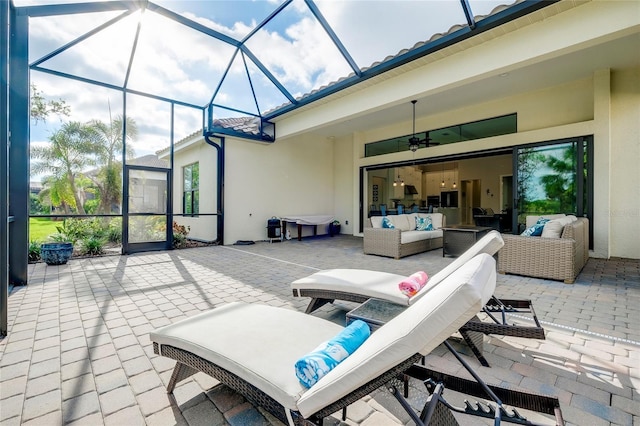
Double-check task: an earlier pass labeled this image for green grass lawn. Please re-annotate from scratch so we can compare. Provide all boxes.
[29,217,60,242]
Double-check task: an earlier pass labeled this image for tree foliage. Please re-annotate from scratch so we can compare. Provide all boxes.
[30,86,138,216]
[30,84,70,122]
[88,115,138,214]
[31,121,102,215]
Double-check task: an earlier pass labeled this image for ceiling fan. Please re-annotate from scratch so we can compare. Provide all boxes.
[408,100,439,152]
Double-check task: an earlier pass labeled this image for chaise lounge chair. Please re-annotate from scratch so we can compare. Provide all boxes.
[291,231,545,366]
[151,254,563,425]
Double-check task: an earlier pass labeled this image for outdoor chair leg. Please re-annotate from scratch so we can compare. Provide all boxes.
[167,362,199,393]
[304,298,333,314]
[459,317,490,367]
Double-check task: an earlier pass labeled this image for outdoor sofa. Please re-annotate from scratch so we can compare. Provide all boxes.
[363,212,445,259]
[151,254,563,425]
[292,230,545,367]
[498,215,589,284]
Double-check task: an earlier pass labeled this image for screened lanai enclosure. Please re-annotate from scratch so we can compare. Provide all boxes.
[1,0,563,335]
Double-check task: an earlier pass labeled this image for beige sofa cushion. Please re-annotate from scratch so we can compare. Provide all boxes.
[400,230,443,244]
[370,216,384,228]
[388,214,412,231]
[370,213,444,231]
[526,214,566,229]
[540,215,578,238]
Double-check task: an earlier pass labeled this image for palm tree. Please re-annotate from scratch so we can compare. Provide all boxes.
[88,115,137,214]
[31,121,101,215]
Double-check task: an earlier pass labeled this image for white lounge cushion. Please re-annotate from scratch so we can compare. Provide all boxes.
[400,229,442,244]
[151,303,342,412]
[292,269,409,305]
[291,230,503,307]
[297,254,496,416]
[417,230,503,305]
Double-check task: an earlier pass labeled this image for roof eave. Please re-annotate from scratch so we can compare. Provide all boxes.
[263,0,560,121]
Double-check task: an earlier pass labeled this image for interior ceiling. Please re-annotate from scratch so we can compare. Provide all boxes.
[313,32,639,138]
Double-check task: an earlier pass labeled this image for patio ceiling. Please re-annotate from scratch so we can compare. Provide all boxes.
[310,30,640,139]
[14,0,565,141]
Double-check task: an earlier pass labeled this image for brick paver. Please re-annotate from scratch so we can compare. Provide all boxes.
[0,237,638,425]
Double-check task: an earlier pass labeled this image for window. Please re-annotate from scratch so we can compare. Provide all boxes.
[365,114,517,157]
[183,162,199,216]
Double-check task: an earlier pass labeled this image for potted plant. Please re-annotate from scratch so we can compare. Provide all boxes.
[40,221,74,265]
[330,220,341,237]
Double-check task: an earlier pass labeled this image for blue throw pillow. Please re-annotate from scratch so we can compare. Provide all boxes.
[521,218,550,236]
[295,320,371,388]
[382,217,395,229]
[415,216,433,231]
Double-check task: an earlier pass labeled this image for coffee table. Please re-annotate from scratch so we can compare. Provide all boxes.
[346,298,407,331]
[442,225,492,257]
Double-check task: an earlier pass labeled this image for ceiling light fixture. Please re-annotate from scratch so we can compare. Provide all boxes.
[408,100,439,152]
[393,174,404,187]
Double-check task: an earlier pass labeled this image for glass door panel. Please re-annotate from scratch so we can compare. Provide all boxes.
[124,166,171,253]
[515,138,591,236]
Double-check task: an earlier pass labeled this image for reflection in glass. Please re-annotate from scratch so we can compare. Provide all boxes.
[517,142,578,227]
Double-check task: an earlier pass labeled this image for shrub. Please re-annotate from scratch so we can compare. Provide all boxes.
[80,236,105,256]
[28,240,41,262]
[107,217,122,243]
[172,221,190,249]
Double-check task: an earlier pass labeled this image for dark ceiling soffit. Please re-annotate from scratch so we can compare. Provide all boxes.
[364,147,513,171]
[30,65,204,110]
[263,0,559,121]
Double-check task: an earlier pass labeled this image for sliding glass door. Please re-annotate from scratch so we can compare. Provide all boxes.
[514,136,592,245]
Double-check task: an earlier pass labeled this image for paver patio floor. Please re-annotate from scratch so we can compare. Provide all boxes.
[1,235,638,425]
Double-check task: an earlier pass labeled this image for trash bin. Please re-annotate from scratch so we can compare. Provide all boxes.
[267,217,281,242]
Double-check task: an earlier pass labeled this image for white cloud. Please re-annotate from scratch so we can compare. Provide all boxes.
[26,0,474,156]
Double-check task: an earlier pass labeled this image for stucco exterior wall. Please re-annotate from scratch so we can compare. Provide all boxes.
[609,67,640,258]
[223,134,335,244]
[171,141,218,242]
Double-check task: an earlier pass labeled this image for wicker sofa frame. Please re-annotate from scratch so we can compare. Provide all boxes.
[363,215,446,259]
[498,217,589,284]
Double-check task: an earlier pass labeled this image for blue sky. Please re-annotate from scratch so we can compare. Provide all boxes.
[21,0,507,178]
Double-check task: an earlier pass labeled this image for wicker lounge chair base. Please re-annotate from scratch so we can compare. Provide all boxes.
[151,255,563,425]
[154,341,563,425]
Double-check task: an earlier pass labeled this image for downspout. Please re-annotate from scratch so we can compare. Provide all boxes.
[204,135,225,245]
